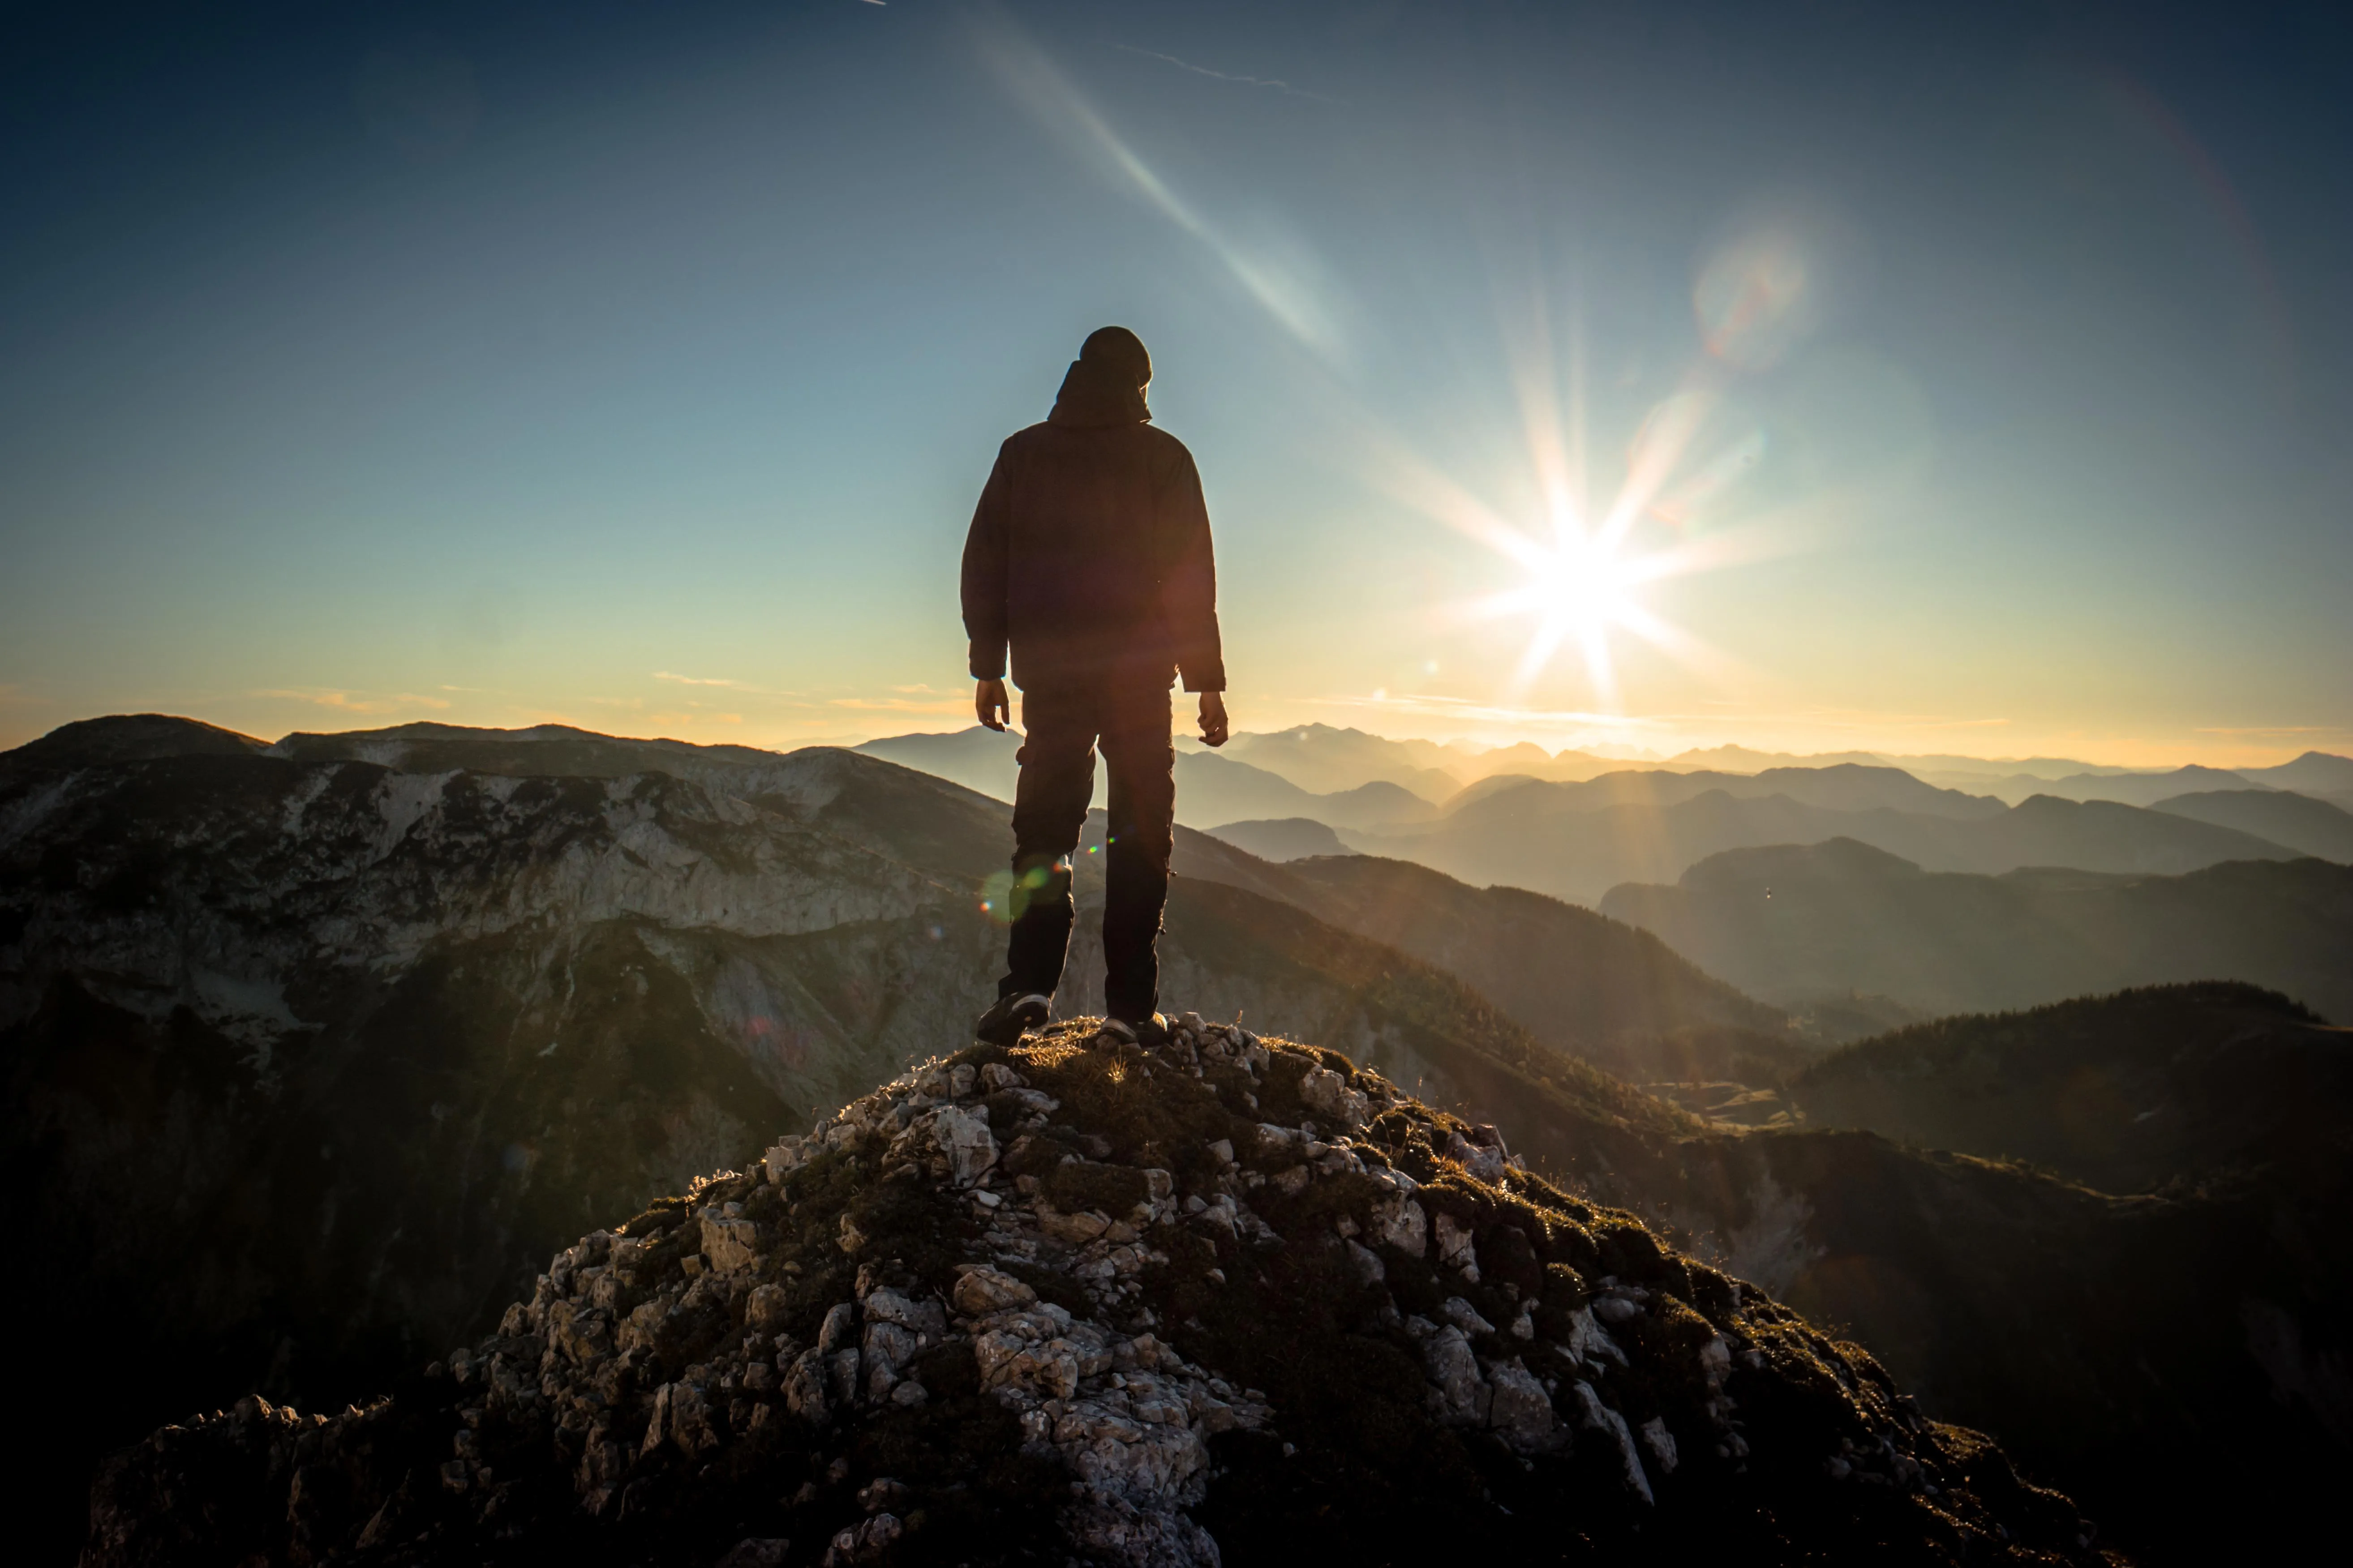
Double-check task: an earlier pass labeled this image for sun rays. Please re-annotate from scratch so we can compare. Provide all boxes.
[1366,244,1835,720]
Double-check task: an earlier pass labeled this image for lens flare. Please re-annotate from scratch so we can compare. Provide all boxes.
[1696,228,1815,369]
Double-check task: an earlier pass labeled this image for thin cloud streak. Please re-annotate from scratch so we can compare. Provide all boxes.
[1110,44,1332,103]
[257,688,452,715]
[972,10,1344,355]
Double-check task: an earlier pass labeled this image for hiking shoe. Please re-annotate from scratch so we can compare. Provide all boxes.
[1110,1011,1171,1049]
[975,993,1051,1046]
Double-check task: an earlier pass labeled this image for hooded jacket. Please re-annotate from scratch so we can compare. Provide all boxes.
[960,357,1226,694]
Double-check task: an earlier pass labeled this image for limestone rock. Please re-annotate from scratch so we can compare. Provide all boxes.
[1422,1325,1490,1426]
[1298,1066,1371,1132]
[1573,1379,1654,1505]
[1366,1193,1427,1257]
[1434,1211,1480,1279]
[1485,1358,1557,1454]
[931,1104,999,1186]
[701,1209,760,1274]
[953,1264,1038,1315]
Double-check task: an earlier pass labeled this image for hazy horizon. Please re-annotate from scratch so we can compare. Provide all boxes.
[8,2,2352,769]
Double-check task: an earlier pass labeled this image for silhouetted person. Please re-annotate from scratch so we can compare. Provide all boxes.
[962,326,1228,1046]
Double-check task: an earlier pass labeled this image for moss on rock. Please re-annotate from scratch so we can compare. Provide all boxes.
[84,1016,2121,1568]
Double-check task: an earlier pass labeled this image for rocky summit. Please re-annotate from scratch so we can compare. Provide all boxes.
[86,1014,2111,1567]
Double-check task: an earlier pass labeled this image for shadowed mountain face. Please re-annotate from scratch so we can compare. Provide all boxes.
[1202,817,1353,862]
[1600,838,2353,1020]
[275,720,790,778]
[0,741,1014,1554]
[2153,788,2353,862]
[4,711,270,765]
[1353,772,2294,907]
[1786,983,2349,1193]
[1219,854,1810,1088]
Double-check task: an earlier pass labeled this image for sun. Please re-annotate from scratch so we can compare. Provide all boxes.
[1468,518,1659,704]
[1526,530,1638,639]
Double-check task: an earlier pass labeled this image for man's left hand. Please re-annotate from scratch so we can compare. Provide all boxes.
[1198,691,1229,748]
[976,678,1010,732]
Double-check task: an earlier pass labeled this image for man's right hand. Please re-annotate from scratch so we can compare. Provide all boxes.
[976,678,1010,732]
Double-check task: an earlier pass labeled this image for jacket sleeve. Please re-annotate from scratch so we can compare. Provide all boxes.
[1159,443,1226,694]
[960,443,1013,681]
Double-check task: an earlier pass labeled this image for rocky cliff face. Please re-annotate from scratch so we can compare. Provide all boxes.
[0,735,1008,1559]
[86,1016,2111,1567]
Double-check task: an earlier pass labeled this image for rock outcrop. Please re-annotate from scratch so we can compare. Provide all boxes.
[87,1015,2113,1566]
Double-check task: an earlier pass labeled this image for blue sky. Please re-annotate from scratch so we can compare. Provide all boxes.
[4,0,2349,764]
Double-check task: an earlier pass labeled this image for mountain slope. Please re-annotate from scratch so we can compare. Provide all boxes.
[1245,855,1805,1086]
[1202,818,1353,862]
[86,1016,2108,1568]
[2238,750,2353,796]
[2152,788,2353,862]
[0,711,269,767]
[1599,839,2353,1019]
[1785,982,2350,1192]
[2028,765,2263,807]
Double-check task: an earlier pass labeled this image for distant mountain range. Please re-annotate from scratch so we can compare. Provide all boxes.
[860,727,2350,909]
[1600,837,2353,1020]
[854,725,1436,830]
[1349,771,2305,906]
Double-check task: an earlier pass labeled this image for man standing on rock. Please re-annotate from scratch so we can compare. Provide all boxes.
[961,326,1228,1047]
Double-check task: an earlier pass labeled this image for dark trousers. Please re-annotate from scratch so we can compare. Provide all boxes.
[999,684,1175,1022]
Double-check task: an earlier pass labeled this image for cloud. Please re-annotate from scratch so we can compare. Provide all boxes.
[828,695,970,714]
[2194,725,2346,737]
[258,688,452,715]
[649,710,744,726]
[1111,44,1332,103]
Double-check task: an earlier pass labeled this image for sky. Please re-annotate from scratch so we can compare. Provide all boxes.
[4,0,2350,767]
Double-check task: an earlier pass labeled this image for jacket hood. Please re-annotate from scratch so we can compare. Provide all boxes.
[1048,357,1151,428]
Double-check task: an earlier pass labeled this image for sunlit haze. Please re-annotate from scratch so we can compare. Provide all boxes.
[6,1,2350,768]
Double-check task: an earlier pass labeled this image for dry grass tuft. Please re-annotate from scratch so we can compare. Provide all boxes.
[1011,1037,1086,1070]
